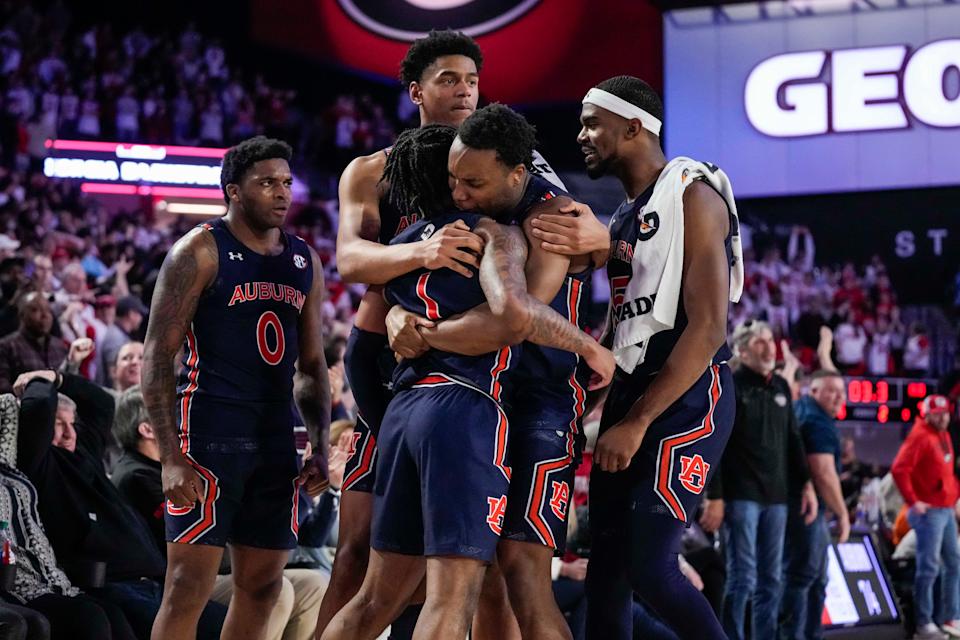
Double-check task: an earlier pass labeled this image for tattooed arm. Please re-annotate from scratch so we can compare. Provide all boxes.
[294,246,332,495]
[142,228,218,508]
[469,219,614,385]
[396,197,590,356]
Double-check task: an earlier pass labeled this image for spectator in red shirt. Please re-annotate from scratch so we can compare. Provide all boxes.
[891,395,960,639]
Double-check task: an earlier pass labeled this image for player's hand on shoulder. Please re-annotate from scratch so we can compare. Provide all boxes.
[386,305,433,359]
[584,342,615,390]
[419,219,484,278]
[530,198,610,257]
[161,455,202,508]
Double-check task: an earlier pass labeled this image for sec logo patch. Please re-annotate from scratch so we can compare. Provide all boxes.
[337,0,540,41]
[293,254,308,269]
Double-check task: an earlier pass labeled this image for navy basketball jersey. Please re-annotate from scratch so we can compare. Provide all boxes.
[177,218,314,405]
[385,211,518,399]
[378,147,425,244]
[607,181,733,377]
[510,174,593,384]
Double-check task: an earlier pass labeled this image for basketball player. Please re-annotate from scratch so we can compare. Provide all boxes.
[570,76,740,639]
[323,122,612,640]
[386,103,598,640]
[320,29,566,639]
[316,29,486,639]
[142,136,331,640]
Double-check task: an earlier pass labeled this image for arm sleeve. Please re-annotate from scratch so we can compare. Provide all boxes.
[60,373,116,460]
[16,378,58,476]
[891,436,921,506]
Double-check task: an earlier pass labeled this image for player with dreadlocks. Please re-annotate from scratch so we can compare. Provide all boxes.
[314,30,486,639]
[323,118,613,640]
[318,30,571,640]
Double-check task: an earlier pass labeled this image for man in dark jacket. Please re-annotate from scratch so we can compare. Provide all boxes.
[700,320,817,640]
[13,370,225,639]
[781,369,851,640]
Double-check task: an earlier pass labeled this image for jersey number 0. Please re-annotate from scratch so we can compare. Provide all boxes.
[257,311,285,365]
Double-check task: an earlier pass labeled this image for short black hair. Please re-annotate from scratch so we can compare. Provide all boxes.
[457,103,535,169]
[220,136,293,203]
[380,124,458,218]
[399,29,483,87]
[594,75,664,125]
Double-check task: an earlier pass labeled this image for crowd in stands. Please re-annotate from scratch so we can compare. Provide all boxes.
[0,1,401,179]
[736,224,931,378]
[0,4,955,639]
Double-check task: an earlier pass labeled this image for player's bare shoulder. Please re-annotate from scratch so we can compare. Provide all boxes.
[682,179,729,236]
[160,225,219,296]
[521,195,574,235]
[341,148,389,198]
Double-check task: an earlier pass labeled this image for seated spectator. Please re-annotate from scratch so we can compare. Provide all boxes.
[0,389,136,639]
[0,294,68,393]
[112,386,329,640]
[12,371,226,639]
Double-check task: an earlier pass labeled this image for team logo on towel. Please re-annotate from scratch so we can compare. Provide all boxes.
[637,211,659,241]
[678,454,710,494]
[337,0,540,41]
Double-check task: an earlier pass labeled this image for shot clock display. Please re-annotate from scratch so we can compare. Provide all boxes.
[837,377,937,424]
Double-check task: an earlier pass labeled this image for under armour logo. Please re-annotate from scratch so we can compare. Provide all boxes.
[228,252,243,261]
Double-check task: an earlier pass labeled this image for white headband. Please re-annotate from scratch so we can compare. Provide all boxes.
[582,88,662,137]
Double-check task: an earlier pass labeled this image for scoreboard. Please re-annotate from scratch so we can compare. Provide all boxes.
[837,377,937,424]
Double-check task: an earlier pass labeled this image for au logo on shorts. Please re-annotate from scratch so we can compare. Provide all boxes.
[166,500,195,516]
[549,481,569,520]
[677,454,710,494]
[338,0,540,41]
[486,495,508,535]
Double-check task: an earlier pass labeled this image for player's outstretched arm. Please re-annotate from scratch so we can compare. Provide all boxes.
[294,247,332,495]
[336,154,484,284]
[594,181,730,473]
[142,229,218,506]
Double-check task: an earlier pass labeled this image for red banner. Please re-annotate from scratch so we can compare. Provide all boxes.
[251,0,662,104]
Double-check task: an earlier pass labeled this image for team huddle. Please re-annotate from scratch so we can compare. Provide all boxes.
[142,29,742,640]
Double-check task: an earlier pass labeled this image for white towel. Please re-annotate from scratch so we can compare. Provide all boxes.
[611,157,744,373]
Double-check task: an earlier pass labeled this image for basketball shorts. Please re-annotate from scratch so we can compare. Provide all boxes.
[342,327,394,493]
[590,362,734,530]
[500,375,587,551]
[371,374,511,562]
[168,397,302,549]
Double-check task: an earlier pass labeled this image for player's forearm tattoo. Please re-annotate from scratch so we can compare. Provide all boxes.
[485,225,597,357]
[142,242,209,463]
[294,365,331,454]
